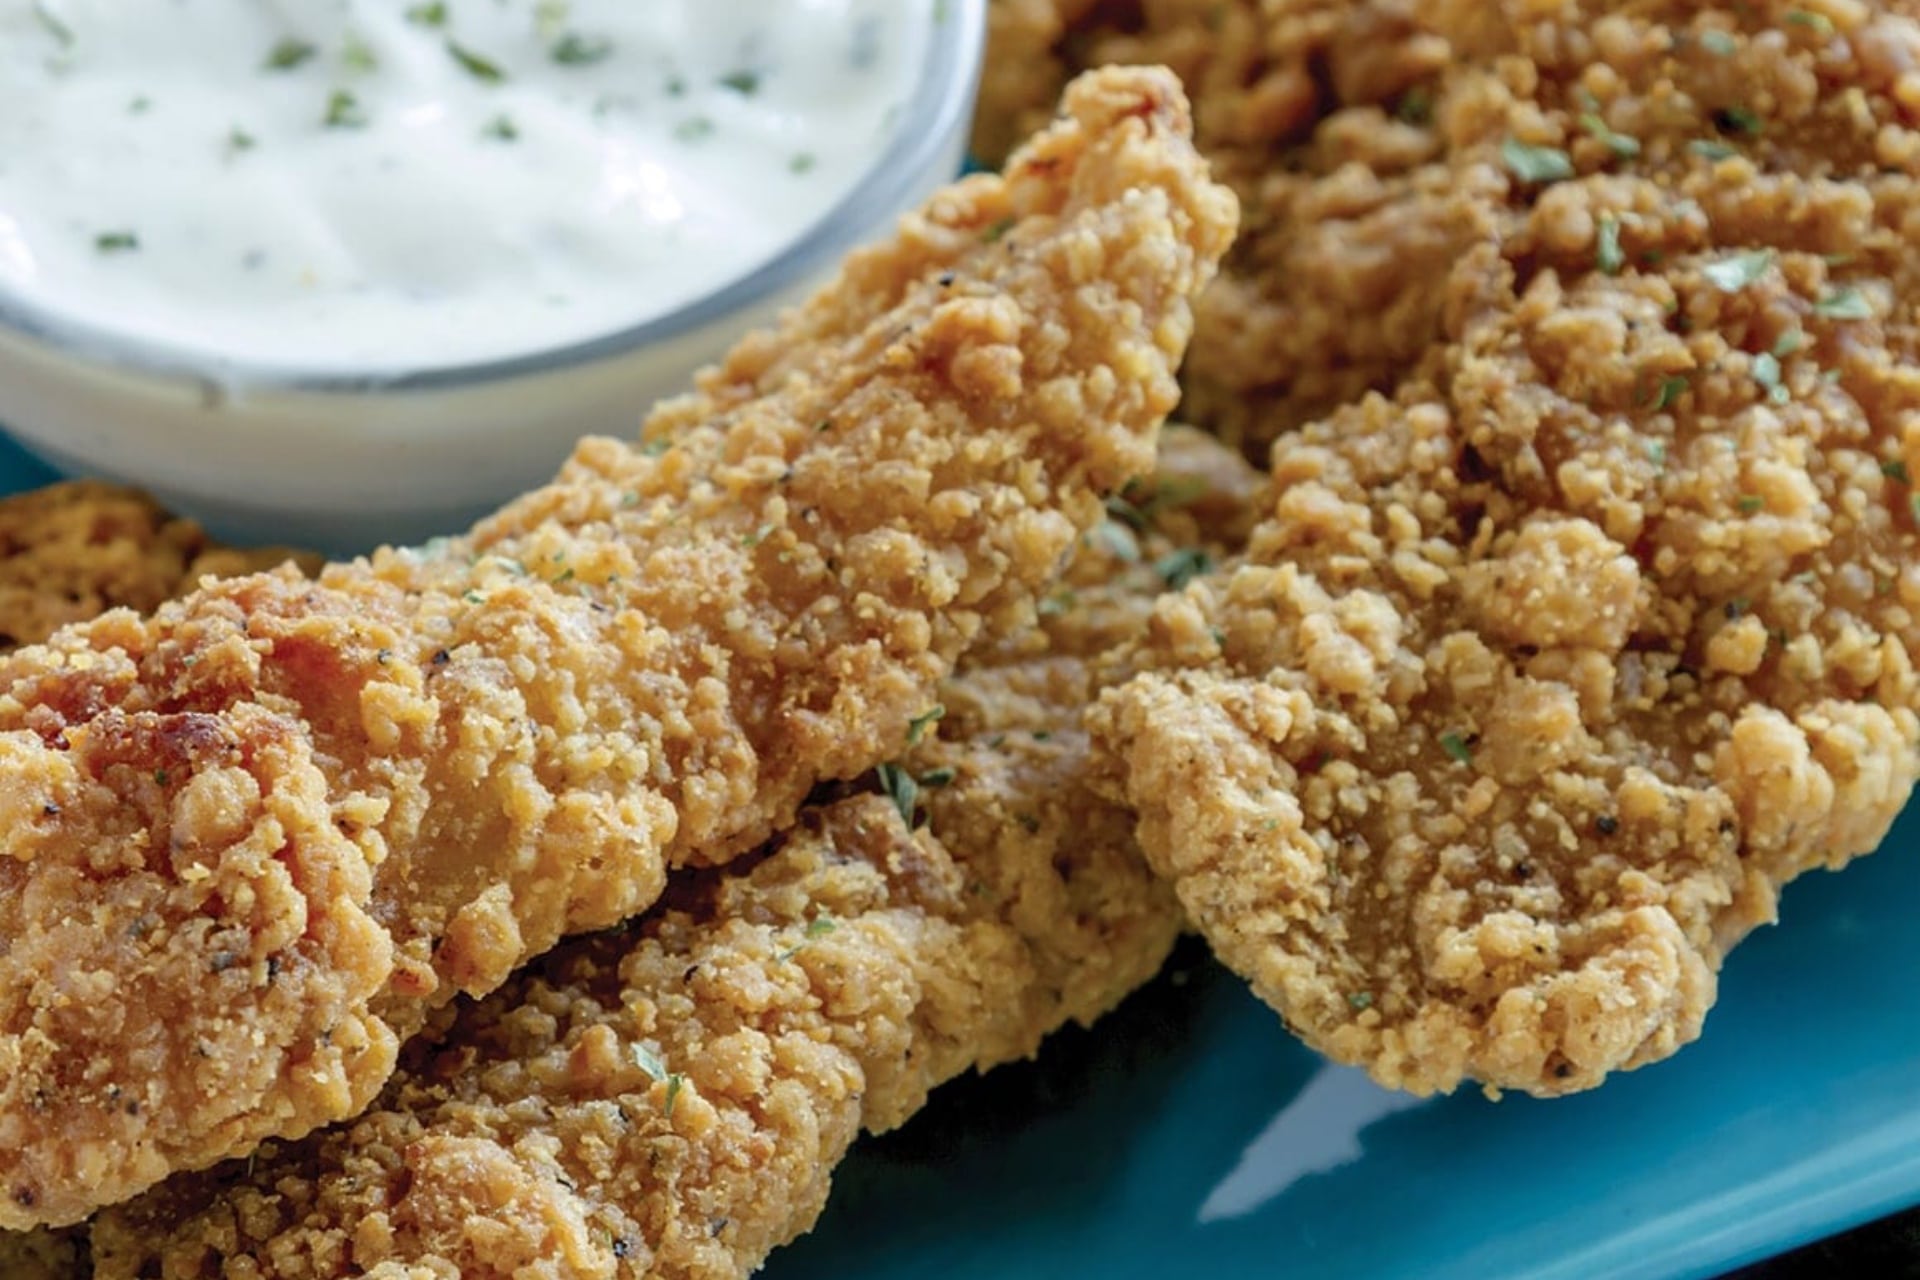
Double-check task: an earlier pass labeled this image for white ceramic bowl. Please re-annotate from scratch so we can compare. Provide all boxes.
[0,1,985,555]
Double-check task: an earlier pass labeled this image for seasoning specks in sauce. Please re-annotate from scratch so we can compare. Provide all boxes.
[0,0,934,371]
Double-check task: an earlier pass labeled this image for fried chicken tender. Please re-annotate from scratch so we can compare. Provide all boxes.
[74,432,1262,1280]
[0,480,313,652]
[0,66,1237,1229]
[1091,2,1920,1096]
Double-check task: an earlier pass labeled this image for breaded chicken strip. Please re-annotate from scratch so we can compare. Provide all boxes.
[1091,3,1920,1096]
[0,480,313,652]
[73,433,1262,1280]
[0,66,1237,1229]
[976,0,1476,455]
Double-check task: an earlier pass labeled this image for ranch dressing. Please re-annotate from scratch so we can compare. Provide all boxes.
[0,0,933,372]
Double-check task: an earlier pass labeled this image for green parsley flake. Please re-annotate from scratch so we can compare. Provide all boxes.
[718,69,761,95]
[1348,992,1374,1012]
[1814,286,1872,320]
[342,34,378,73]
[1737,495,1765,514]
[552,32,614,65]
[1501,138,1574,184]
[1786,9,1835,33]
[919,767,956,788]
[805,917,837,939]
[31,0,74,47]
[1154,547,1215,591]
[1752,351,1782,390]
[1439,732,1473,765]
[1699,30,1738,56]
[906,705,946,747]
[877,762,918,828]
[674,116,714,143]
[1882,460,1910,484]
[482,114,519,142]
[1689,138,1737,160]
[788,151,817,175]
[266,37,318,70]
[94,230,139,253]
[324,89,368,128]
[448,40,506,83]
[663,1074,684,1117]
[981,217,1015,243]
[631,1044,667,1081]
[1772,328,1806,357]
[1647,439,1668,470]
[1716,105,1762,136]
[405,2,448,25]
[1596,214,1625,276]
[1089,519,1141,563]
[1579,113,1641,158]
[1648,375,1689,411]
[1701,248,1773,292]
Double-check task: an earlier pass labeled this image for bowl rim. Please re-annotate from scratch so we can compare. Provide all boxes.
[0,0,987,395]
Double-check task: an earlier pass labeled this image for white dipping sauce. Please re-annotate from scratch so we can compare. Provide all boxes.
[0,0,929,371]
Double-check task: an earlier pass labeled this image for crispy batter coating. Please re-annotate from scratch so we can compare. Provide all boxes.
[1091,2,1920,1096]
[76,433,1262,1280]
[0,480,313,652]
[0,66,1237,1229]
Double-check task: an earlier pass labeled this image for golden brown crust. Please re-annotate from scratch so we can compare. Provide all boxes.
[1091,2,1920,1096]
[0,479,312,652]
[80,434,1263,1280]
[0,66,1237,1229]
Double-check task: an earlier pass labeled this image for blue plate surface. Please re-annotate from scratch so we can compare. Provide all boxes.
[3,432,1913,1279]
[765,825,1919,1280]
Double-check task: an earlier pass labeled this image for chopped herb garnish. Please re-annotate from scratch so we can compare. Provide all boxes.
[805,917,837,939]
[405,2,448,26]
[1752,351,1782,391]
[919,766,956,787]
[1699,30,1738,56]
[551,32,614,65]
[448,40,506,83]
[1439,732,1473,765]
[1395,87,1433,125]
[227,126,257,154]
[1089,520,1141,563]
[1579,114,1640,158]
[1648,375,1689,410]
[1814,286,1872,320]
[1772,328,1806,357]
[342,34,378,73]
[1038,590,1076,617]
[1501,138,1574,183]
[1882,460,1910,484]
[31,0,73,47]
[1786,9,1834,33]
[1737,495,1765,514]
[1647,439,1669,470]
[718,69,761,95]
[1714,105,1762,136]
[1347,992,1374,1012]
[1596,214,1625,275]
[266,37,318,71]
[128,96,152,114]
[1689,138,1737,160]
[981,217,1015,243]
[906,705,946,747]
[877,762,918,828]
[1701,248,1773,292]
[482,113,519,141]
[788,151,817,175]
[631,1044,667,1081]
[323,89,368,128]
[674,116,714,143]
[1154,547,1214,590]
[663,1074,684,1117]
[94,230,139,253]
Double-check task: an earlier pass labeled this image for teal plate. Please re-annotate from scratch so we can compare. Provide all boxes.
[766,829,1919,1280]
[2,434,1914,1278]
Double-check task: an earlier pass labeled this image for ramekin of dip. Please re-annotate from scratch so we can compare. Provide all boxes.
[0,0,985,551]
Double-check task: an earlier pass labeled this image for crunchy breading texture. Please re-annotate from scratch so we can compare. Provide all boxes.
[1091,2,1920,1096]
[0,480,313,652]
[79,433,1264,1280]
[977,0,1480,455]
[0,66,1237,1229]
